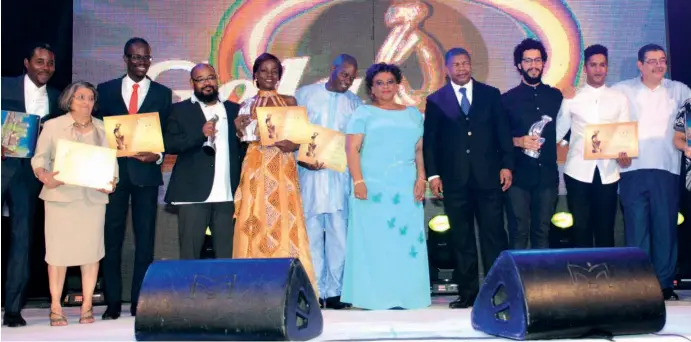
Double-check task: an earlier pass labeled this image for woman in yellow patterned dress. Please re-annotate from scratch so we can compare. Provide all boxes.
[233,53,318,294]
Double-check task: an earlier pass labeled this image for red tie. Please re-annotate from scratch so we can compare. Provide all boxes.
[128,84,140,114]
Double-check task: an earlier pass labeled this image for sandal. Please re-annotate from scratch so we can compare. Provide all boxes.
[49,311,68,326]
[79,308,94,324]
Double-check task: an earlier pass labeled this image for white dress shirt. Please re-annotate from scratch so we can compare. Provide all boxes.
[612,77,691,175]
[428,80,473,182]
[121,76,163,164]
[24,75,49,117]
[450,78,473,107]
[556,84,630,184]
[174,95,233,204]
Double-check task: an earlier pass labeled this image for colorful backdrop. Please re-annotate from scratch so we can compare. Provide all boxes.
[72,0,668,194]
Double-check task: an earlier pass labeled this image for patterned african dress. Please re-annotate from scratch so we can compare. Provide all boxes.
[233,91,318,295]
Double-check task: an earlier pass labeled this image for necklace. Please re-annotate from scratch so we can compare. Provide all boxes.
[251,90,288,119]
[72,119,92,129]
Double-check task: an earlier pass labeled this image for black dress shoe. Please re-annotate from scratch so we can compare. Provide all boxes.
[102,307,121,320]
[325,296,349,310]
[449,293,477,309]
[663,288,679,301]
[318,298,324,309]
[2,313,27,327]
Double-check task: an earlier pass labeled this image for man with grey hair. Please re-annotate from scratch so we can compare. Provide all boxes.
[295,54,361,309]
[614,43,691,301]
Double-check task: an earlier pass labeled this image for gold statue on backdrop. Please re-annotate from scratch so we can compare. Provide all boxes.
[376,0,444,107]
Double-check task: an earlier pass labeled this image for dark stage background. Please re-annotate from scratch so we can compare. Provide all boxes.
[2,0,690,304]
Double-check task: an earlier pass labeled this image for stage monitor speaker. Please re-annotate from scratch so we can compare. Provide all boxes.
[134,258,323,341]
[471,247,665,340]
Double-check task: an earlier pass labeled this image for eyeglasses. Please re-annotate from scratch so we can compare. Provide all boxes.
[127,54,153,63]
[522,58,544,65]
[192,75,218,83]
[73,94,95,102]
[644,59,667,66]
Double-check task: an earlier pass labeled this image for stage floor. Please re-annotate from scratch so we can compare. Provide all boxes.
[2,293,691,341]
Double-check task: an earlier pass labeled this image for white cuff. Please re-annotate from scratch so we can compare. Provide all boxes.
[428,175,440,182]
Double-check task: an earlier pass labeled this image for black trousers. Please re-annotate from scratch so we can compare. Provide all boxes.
[102,174,158,313]
[1,169,40,313]
[443,186,508,297]
[564,169,618,248]
[507,184,557,249]
[177,201,235,259]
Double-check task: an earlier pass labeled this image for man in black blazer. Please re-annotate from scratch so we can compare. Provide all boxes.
[423,48,514,309]
[164,63,241,260]
[1,42,60,327]
[96,37,173,319]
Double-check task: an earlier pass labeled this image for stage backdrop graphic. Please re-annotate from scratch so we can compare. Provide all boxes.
[73,0,668,199]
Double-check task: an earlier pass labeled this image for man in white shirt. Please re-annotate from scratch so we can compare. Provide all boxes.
[613,44,691,300]
[96,37,173,319]
[556,44,631,248]
[1,42,60,327]
[163,64,242,262]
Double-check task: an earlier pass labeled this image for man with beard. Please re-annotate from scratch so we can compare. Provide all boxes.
[96,37,173,319]
[556,44,631,248]
[1,42,61,327]
[614,44,691,301]
[163,63,242,261]
[294,54,361,309]
[424,48,514,309]
[502,38,562,250]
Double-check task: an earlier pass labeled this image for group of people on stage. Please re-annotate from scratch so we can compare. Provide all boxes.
[2,35,690,328]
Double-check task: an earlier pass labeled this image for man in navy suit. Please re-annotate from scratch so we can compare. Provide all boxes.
[95,37,173,319]
[1,42,61,327]
[423,47,514,309]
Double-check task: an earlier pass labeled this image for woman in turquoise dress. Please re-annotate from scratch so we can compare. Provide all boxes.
[342,63,431,310]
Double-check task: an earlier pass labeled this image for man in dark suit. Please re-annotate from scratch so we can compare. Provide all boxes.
[96,37,173,319]
[163,63,241,259]
[1,42,60,327]
[423,47,514,309]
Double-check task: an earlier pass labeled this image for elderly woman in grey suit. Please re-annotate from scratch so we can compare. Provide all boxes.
[31,81,117,326]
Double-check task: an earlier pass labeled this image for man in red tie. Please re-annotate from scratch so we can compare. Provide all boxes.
[95,37,173,319]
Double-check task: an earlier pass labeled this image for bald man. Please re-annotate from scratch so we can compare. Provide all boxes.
[163,64,242,260]
[295,54,362,309]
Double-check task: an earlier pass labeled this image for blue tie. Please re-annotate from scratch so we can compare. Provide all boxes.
[459,87,471,115]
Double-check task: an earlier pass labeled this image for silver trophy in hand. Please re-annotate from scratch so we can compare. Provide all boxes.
[202,114,220,156]
[524,115,552,158]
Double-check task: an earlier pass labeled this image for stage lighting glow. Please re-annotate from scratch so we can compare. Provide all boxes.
[679,213,684,226]
[428,215,450,232]
[551,212,573,229]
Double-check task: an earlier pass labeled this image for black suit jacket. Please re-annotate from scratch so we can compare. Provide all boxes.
[423,80,514,191]
[163,99,242,203]
[96,76,173,187]
[1,75,61,193]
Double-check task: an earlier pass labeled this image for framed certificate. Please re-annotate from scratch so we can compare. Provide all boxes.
[583,122,639,160]
[255,106,312,146]
[53,139,117,190]
[103,112,165,157]
[297,125,347,173]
